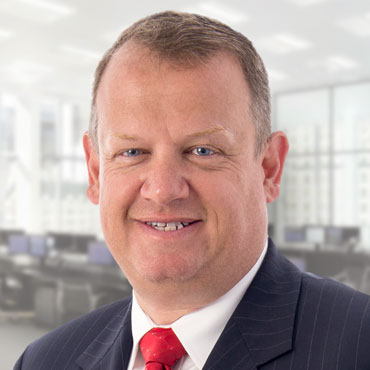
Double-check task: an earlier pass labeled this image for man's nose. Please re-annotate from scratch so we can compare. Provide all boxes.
[140,155,190,206]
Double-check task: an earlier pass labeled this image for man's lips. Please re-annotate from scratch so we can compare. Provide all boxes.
[136,217,200,223]
[134,218,202,232]
[144,220,199,231]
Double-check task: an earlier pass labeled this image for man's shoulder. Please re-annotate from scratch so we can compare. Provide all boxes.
[270,242,370,314]
[15,296,132,370]
[301,270,370,305]
[299,271,370,351]
[32,296,132,348]
[264,249,370,366]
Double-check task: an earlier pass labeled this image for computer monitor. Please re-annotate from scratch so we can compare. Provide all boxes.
[73,234,97,253]
[47,232,96,253]
[47,232,73,251]
[284,226,306,243]
[341,227,360,244]
[0,229,24,246]
[326,226,360,245]
[325,226,342,245]
[88,241,115,265]
[8,234,29,254]
[305,226,325,244]
[29,235,47,257]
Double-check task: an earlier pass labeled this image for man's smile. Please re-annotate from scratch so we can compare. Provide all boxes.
[133,218,203,238]
[145,221,196,231]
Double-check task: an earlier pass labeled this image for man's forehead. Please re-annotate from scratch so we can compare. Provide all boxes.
[99,41,246,91]
[97,46,250,110]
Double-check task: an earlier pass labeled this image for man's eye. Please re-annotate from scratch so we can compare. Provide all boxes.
[192,147,214,156]
[122,148,142,157]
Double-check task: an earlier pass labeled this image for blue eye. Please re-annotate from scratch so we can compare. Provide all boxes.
[123,148,142,157]
[192,147,214,156]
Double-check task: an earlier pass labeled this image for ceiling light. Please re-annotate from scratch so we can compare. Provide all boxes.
[1,61,52,85]
[0,0,75,23]
[101,28,127,43]
[0,29,12,39]
[16,0,74,15]
[10,61,52,73]
[308,55,358,72]
[267,69,288,82]
[338,13,370,37]
[60,45,102,61]
[326,56,358,71]
[257,33,312,54]
[184,2,248,25]
[286,0,330,6]
[275,34,311,50]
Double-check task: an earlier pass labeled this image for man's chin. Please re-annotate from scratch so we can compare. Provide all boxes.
[135,261,203,285]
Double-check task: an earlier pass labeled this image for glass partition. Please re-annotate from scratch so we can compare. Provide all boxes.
[275,82,370,250]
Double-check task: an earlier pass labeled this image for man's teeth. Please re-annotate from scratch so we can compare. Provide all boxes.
[145,221,191,231]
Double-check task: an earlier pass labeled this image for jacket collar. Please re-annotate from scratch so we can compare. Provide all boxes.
[203,238,302,370]
[76,299,133,370]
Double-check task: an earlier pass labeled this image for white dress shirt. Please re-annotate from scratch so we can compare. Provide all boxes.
[127,240,268,370]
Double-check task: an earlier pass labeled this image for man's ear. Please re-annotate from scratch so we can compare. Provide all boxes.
[83,132,100,205]
[261,131,289,203]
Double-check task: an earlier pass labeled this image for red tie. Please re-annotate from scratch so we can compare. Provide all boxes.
[139,328,186,370]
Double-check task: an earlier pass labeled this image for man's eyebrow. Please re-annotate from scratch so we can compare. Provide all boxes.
[111,126,230,141]
[185,126,228,138]
[112,133,139,141]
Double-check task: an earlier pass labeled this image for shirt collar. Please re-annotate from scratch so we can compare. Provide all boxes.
[130,239,268,369]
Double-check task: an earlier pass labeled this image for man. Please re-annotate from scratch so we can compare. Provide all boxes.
[15,11,370,370]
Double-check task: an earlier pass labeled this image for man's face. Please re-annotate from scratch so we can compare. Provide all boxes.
[84,45,287,302]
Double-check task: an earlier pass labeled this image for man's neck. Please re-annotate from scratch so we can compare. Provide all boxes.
[132,267,252,324]
[134,299,198,325]
[134,286,220,325]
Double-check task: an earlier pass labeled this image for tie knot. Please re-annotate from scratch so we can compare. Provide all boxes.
[140,328,186,370]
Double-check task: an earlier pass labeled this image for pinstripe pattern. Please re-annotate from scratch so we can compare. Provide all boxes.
[202,240,370,370]
[14,239,370,370]
[14,298,133,370]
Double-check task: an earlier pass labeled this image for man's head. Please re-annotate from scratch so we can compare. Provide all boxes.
[83,11,288,322]
[89,11,271,157]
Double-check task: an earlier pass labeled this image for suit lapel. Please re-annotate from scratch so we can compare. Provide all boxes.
[76,298,133,370]
[202,320,258,370]
[203,239,302,370]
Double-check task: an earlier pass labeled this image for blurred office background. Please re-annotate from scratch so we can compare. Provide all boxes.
[1,0,370,367]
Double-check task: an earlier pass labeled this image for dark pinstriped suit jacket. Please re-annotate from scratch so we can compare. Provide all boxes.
[14,239,370,370]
